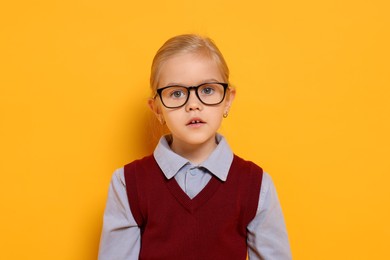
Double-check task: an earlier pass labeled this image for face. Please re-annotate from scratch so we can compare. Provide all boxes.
[149,52,235,152]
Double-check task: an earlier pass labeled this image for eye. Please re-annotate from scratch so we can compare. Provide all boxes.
[172,90,184,98]
[167,88,186,99]
[201,86,215,95]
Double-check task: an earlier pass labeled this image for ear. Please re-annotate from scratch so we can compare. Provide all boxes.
[148,98,164,123]
[148,97,160,115]
[224,88,236,113]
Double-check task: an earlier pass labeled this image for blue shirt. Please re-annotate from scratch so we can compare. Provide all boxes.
[99,134,291,259]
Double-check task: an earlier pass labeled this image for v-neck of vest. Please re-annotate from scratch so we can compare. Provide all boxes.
[165,173,222,214]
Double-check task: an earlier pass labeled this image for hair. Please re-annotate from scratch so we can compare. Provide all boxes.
[150,34,230,94]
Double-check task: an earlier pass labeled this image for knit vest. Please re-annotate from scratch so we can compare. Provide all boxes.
[124,155,263,260]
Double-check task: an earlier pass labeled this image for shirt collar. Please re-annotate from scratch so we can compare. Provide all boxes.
[153,134,234,182]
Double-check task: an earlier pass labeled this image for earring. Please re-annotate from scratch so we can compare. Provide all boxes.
[223,111,229,118]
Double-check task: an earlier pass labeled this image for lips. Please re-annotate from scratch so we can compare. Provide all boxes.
[186,118,205,126]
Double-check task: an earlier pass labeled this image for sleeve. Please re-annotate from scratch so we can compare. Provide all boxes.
[247,172,292,260]
[98,168,141,260]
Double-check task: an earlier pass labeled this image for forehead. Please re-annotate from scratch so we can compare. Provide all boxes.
[158,53,224,87]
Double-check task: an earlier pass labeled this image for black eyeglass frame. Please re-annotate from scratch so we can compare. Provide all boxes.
[154,82,229,109]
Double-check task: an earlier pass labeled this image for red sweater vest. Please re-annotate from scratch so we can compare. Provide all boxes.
[124,155,263,260]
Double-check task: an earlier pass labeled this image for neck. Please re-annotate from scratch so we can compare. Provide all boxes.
[170,136,217,164]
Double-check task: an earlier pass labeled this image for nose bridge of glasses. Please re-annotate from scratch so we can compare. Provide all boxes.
[187,85,198,93]
[186,85,202,102]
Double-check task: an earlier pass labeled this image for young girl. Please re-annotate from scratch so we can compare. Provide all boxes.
[98,34,291,259]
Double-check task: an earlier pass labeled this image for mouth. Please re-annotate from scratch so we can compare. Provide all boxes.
[186,118,205,126]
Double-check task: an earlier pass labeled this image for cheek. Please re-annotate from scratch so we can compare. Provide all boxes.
[208,107,225,123]
[162,110,182,126]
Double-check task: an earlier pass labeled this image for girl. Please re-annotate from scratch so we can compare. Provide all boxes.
[99,34,291,259]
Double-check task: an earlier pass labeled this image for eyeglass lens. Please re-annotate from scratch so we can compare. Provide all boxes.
[160,83,226,108]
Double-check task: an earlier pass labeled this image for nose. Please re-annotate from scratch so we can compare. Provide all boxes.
[185,89,203,111]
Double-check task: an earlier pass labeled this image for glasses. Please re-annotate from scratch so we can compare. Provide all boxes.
[155,82,229,109]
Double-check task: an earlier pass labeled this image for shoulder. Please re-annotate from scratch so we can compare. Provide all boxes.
[110,155,155,188]
[124,154,155,168]
[229,155,264,193]
[123,155,162,189]
[259,172,274,197]
[107,167,126,191]
[123,155,156,176]
[232,154,263,174]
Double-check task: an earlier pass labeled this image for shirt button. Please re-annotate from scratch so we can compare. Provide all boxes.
[189,168,197,176]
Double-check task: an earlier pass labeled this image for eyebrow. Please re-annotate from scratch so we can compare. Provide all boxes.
[165,79,222,86]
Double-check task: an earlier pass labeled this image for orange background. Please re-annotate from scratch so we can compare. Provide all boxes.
[1,0,389,259]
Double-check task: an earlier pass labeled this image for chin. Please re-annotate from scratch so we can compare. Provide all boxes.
[187,136,216,146]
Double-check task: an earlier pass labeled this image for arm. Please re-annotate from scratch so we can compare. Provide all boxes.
[98,168,141,260]
[247,172,292,260]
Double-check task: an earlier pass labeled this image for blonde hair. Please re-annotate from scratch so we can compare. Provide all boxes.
[150,34,230,93]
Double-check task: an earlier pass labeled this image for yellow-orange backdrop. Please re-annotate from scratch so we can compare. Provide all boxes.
[1,0,389,259]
